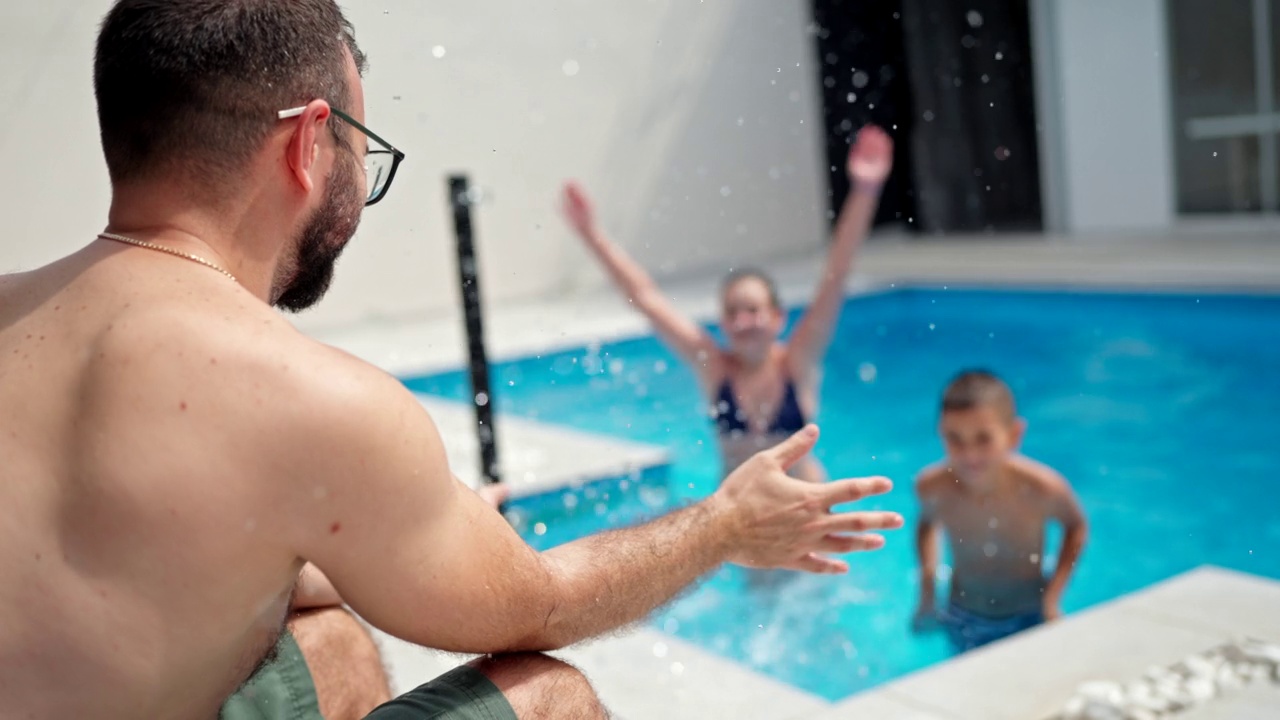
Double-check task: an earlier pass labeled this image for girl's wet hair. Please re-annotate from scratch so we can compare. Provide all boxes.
[720,267,781,309]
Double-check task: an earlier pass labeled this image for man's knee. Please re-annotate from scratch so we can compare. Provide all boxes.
[471,652,607,719]
[289,607,391,718]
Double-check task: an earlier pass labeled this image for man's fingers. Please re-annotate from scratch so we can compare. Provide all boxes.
[819,476,893,507]
[821,511,904,534]
[766,424,819,469]
[816,533,886,554]
[786,553,848,575]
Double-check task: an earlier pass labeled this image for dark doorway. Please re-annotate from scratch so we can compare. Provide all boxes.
[811,0,1044,234]
[811,0,917,229]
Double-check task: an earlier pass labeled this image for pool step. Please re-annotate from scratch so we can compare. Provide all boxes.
[415,395,671,499]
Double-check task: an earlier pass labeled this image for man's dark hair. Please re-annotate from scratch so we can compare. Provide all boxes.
[941,369,1017,421]
[94,0,367,192]
[721,267,781,309]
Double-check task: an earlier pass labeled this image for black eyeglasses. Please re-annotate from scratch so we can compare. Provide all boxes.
[278,105,406,206]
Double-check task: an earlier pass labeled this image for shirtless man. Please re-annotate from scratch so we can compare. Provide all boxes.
[912,370,1088,652]
[0,2,903,718]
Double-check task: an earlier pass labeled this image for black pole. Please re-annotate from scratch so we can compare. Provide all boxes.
[448,175,501,487]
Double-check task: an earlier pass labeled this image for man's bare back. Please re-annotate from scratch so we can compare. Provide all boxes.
[0,249,354,716]
[916,456,1066,617]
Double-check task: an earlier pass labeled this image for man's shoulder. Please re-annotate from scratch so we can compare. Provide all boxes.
[90,301,405,428]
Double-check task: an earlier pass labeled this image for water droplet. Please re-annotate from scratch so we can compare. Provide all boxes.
[670,661,685,675]
[1029,553,1041,563]
[994,146,1011,161]
[475,392,489,406]
[664,618,680,633]
[653,642,669,658]
[995,51,1004,60]
[852,70,869,88]
[654,360,668,374]
[858,362,877,383]
[432,45,446,59]
[846,92,857,103]
[720,186,732,197]
[313,486,329,500]
[534,522,547,536]
[928,323,936,331]
[989,517,999,529]
[562,59,580,76]
[563,493,579,510]
[736,116,745,126]
[967,10,984,27]
[983,542,998,558]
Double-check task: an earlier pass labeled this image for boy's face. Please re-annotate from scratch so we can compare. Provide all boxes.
[938,405,1025,481]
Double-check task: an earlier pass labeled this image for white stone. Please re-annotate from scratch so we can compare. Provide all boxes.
[1216,664,1244,690]
[1078,680,1125,705]
[1185,676,1216,702]
[1238,640,1280,666]
[1080,701,1125,720]
[1061,696,1087,719]
[1184,655,1216,679]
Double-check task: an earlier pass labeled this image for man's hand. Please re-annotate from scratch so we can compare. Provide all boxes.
[562,181,599,240]
[713,425,903,574]
[847,125,893,189]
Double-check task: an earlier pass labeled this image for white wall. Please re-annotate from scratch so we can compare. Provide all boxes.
[0,1,828,334]
[1036,0,1175,233]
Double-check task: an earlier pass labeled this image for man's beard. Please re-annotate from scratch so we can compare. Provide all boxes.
[273,155,363,313]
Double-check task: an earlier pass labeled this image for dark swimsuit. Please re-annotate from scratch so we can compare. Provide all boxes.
[711,378,808,436]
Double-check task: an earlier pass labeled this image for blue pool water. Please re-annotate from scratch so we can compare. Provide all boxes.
[403,288,1280,701]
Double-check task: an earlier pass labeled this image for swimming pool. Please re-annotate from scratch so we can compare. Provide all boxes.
[403,287,1280,701]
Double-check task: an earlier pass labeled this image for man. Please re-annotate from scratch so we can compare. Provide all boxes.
[0,1,904,718]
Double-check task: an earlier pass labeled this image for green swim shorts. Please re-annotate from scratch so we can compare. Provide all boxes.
[220,632,516,720]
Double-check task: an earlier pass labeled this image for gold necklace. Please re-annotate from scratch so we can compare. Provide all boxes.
[98,232,237,283]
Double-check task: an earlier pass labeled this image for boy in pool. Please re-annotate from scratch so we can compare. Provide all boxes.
[912,370,1088,651]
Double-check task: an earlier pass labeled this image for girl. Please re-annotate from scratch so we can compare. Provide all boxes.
[562,126,893,482]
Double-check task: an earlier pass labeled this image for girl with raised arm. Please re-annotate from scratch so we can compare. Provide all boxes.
[563,126,893,482]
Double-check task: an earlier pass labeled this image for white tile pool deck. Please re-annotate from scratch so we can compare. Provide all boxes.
[306,233,1280,718]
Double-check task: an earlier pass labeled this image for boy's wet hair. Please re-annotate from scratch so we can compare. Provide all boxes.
[720,267,781,309]
[941,369,1016,422]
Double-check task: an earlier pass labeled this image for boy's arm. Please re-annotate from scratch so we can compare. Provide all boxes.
[913,478,942,627]
[1043,476,1088,620]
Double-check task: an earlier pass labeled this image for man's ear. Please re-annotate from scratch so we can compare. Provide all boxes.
[283,100,333,194]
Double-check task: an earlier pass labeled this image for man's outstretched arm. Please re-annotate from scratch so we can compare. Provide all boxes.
[287,363,902,654]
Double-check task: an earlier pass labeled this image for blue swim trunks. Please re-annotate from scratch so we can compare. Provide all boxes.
[938,603,1043,652]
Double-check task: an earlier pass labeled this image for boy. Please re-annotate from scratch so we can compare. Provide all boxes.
[912,370,1088,651]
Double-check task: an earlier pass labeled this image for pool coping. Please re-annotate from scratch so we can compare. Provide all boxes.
[813,566,1280,720]
[370,565,1280,719]
[416,395,670,499]
[303,232,1280,380]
